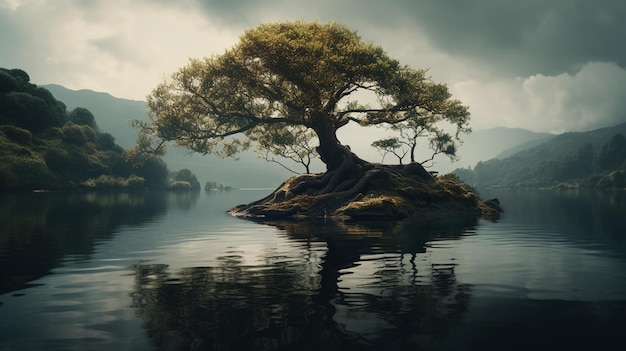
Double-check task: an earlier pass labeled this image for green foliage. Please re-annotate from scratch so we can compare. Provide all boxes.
[0,125,32,144]
[143,21,470,171]
[595,170,626,188]
[0,67,172,190]
[253,125,317,174]
[61,122,97,145]
[130,155,170,189]
[68,107,98,131]
[439,172,478,194]
[594,133,626,171]
[5,69,31,84]
[0,155,55,189]
[170,181,192,191]
[371,137,406,164]
[375,98,470,166]
[83,175,146,190]
[171,168,201,191]
[97,133,122,152]
[125,175,146,189]
[0,92,64,131]
[0,69,66,131]
[0,70,19,92]
[455,129,626,189]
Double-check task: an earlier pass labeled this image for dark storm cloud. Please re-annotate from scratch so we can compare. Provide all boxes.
[1,0,624,132]
[187,0,626,77]
[399,0,626,76]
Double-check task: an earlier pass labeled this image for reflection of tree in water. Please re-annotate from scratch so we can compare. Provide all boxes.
[0,191,169,294]
[130,216,478,350]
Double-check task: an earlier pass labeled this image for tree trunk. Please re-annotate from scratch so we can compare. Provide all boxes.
[228,115,447,220]
[311,117,347,172]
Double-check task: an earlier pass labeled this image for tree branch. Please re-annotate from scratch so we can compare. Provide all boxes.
[262,151,301,175]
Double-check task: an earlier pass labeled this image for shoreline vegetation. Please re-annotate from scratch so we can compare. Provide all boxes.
[0,67,209,194]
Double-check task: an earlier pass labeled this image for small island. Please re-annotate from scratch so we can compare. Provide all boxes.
[1,22,503,220]
[136,21,501,221]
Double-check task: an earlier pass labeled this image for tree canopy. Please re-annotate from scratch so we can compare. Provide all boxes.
[138,21,493,220]
[144,21,470,172]
[0,67,189,191]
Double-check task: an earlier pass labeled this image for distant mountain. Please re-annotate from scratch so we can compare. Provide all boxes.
[49,84,611,189]
[495,133,556,159]
[1,70,170,190]
[445,127,554,173]
[454,122,626,189]
[44,84,292,188]
[44,84,146,148]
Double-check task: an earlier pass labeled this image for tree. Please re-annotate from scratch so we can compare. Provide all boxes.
[388,115,468,166]
[255,125,318,174]
[171,168,201,191]
[140,21,473,218]
[68,107,99,131]
[0,69,66,132]
[371,138,407,164]
[594,134,626,171]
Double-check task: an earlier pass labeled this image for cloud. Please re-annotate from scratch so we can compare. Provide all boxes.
[184,0,626,77]
[1,0,625,134]
[452,61,626,132]
[0,0,239,99]
[403,0,626,77]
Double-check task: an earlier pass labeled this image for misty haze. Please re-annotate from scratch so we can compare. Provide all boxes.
[2,3,626,350]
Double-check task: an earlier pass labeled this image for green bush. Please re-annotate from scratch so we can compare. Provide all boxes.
[596,170,626,188]
[44,146,71,172]
[91,175,119,189]
[125,175,145,189]
[0,92,65,131]
[0,155,53,189]
[0,135,33,157]
[170,181,192,191]
[132,155,169,188]
[0,70,19,92]
[61,122,97,145]
[68,107,98,130]
[172,168,201,190]
[97,133,123,152]
[0,125,32,144]
[84,175,146,190]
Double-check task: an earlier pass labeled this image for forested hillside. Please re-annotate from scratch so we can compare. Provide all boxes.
[43,84,297,188]
[452,127,554,171]
[0,68,172,190]
[43,84,146,148]
[455,123,626,189]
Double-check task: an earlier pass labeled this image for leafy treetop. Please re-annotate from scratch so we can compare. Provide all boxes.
[144,21,470,172]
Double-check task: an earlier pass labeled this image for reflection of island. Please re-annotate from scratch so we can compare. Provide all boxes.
[170,190,200,211]
[130,217,478,350]
[0,191,170,295]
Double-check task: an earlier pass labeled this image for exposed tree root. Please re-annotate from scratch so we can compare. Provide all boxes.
[228,151,500,221]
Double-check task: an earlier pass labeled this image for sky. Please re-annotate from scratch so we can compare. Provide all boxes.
[2,0,626,134]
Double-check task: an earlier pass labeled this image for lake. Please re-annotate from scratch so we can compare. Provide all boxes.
[1,188,625,350]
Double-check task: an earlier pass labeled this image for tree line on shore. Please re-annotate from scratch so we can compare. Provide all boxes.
[0,67,202,191]
[454,125,626,189]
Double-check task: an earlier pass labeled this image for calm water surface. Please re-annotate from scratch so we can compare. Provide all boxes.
[1,189,625,350]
